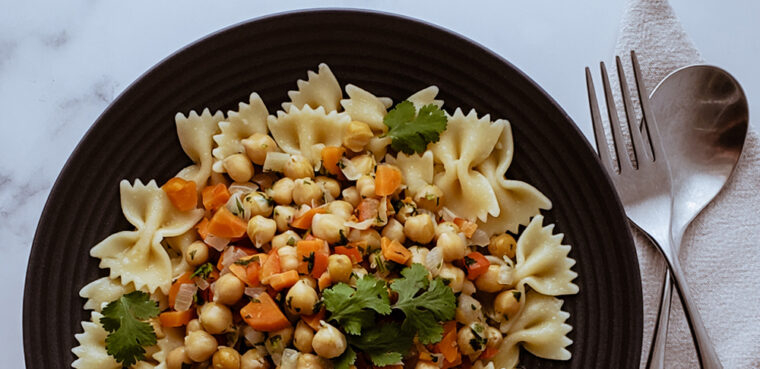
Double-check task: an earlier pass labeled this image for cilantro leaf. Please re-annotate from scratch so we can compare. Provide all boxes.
[332,346,357,369]
[384,101,448,154]
[323,276,391,334]
[390,264,457,344]
[100,291,160,366]
[347,323,413,366]
[191,262,213,279]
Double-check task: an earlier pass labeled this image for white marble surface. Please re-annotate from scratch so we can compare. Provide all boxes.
[2,0,758,367]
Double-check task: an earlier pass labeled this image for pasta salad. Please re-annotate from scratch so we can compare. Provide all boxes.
[72,64,578,369]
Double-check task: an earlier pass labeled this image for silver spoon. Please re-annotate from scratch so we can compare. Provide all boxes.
[646,65,749,369]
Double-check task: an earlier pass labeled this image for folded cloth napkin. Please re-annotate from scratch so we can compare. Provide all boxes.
[613,0,760,368]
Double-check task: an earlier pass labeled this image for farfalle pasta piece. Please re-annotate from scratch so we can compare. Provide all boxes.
[80,277,135,312]
[175,108,224,188]
[385,150,434,197]
[512,215,579,296]
[90,180,204,294]
[282,63,342,112]
[430,109,506,221]
[488,291,573,369]
[212,92,269,173]
[267,105,351,166]
[477,122,552,235]
[407,85,444,110]
[340,84,391,133]
[165,229,199,277]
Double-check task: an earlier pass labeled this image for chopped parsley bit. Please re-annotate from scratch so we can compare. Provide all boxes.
[512,291,522,302]
[191,262,214,279]
[338,229,349,244]
[337,160,346,169]
[234,197,244,216]
[287,237,296,246]
[188,249,197,260]
[261,143,268,149]
[303,252,316,273]
[265,195,276,207]
[425,192,436,201]
[234,256,259,266]
[471,304,477,311]
[463,255,476,267]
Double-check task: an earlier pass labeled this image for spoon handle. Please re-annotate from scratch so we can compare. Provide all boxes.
[646,271,672,369]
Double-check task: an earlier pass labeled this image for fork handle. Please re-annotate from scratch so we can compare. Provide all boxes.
[668,257,723,369]
[646,271,673,369]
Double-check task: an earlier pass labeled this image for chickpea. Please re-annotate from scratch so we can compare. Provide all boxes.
[494,289,522,320]
[404,214,435,244]
[167,346,192,369]
[278,245,299,272]
[414,184,443,211]
[395,202,417,224]
[252,172,278,190]
[342,120,374,152]
[415,361,438,369]
[213,346,241,369]
[286,280,319,315]
[328,254,353,283]
[224,153,255,183]
[353,228,381,253]
[437,231,466,262]
[409,246,429,266]
[271,178,295,205]
[265,326,294,356]
[475,265,506,293]
[247,215,276,247]
[200,302,233,334]
[184,330,218,362]
[242,133,278,166]
[283,154,314,179]
[273,205,296,232]
[327,200,353,220]
[241,348,270,369]
[215,273,245,305]
[461,279,476,296]
[485,326,503,349]
[300,276,318,289]
[272,230,302,250]
[349,154,376,177]
[185,240,209,266]
[315,176,340,200]
[312,323,347,359]
[457,322,487,356]
[356,175,375,198]
[489,233,517,260]
[293,320,315,353]
[186,318,202,333]
[341,186,361,207]
[243,191,274,217]
[311,213,348,244]
[435,221,459,238]
[438,263,465,293]
[293,178,323,206]
[298,353,330,369]
[381,218,406,243]
[456,294,484,325]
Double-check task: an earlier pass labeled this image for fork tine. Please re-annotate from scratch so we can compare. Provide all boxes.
[585,67,615,172]
[600,61,632,172]
[615,55,649,166]
[630,50,665,162]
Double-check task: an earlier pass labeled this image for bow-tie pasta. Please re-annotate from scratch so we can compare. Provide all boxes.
[174,108,223,188]
[385,150,434,197]
[212,92,269,173]
[340,84,392,134]
[407,85,444,110]
[267,105,351,166]
[282,63,342,113]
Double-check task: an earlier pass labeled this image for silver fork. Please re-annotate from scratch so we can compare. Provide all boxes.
[586,51,723,369]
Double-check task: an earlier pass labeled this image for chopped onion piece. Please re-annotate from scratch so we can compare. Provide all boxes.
[220,247,249,275]
[263,152,290,173]
[245,287,266,299]
[425,246,444,277]
[243,326,266,345]
[225,192,251,221]
[280,348,300,369]
[468,229,490,246]
[439,207,458,223]
[194,276,210,290]
[204,234,230,251]
[485,255,506,266]
[497,264,514,286]
[345,218,376,230]
[294,204,312,219]
[229,182,258,194]
[174,283,197,312]
[338,157,363,181]
[375,196,389,226]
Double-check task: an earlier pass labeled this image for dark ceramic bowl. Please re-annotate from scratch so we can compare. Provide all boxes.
[23,9,642,369]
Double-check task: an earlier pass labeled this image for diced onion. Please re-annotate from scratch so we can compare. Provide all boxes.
[220,247,249,275]
[294,204,312,219]
[439,207,458,223]
[194,277,210,290]
[375,196,389,226]
[280,348,300,369]
[263,152,291,173]
[243,326,266,345]
[485,255,506,266]
[204,234,229,251]
[174,283,197,312]
[245,287,266,299]
[468,229,490,246]
[229,182,258,194]
[497,264,514,286]
[425,246,444,277]
[338,157,363,181]
[344,218,376,230]
[225,192,251,221]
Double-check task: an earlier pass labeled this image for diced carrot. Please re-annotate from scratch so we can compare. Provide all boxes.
[302,307,326,331]
[291,206,327,229]
[480,346,498,360]
[381,237,411,265]
[435,321,458,363]
[317,271,332,291]
[162,177,197,211]
[453,218,478,238]
[268,270,300,291]
[159,309,195,328]
[168,272,193,308]
[297,239,329,278]
[207,207,247,238]
[196,218,210,240]
[374,164,402,196]
[229,254,262,286]
[201,183,231,211]
[356,198,380,221]
[240,293,291,332]
[441,352,462,369]
[228,263,250,285]
[463,251,490,280]
[334,246,362,264]
[346,240,369,255]
[259,250,281,284]
[321,146,345,176]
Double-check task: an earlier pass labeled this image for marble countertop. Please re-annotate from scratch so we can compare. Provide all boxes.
[3,0,758,367]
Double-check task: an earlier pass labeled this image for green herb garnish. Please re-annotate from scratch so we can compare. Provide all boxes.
[101,291,160,367]
[383,101,448,154]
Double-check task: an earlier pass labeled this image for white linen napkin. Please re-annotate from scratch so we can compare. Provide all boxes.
[613,1,760,368]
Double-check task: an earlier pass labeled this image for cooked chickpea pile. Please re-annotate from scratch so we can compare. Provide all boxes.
[159,120,528,369]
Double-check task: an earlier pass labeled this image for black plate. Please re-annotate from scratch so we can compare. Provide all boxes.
[23,10,641,369]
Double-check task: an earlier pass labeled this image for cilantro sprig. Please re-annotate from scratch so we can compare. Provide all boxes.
[383,101,448,154]
[322,275,391,335]
[100,291,160,367]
